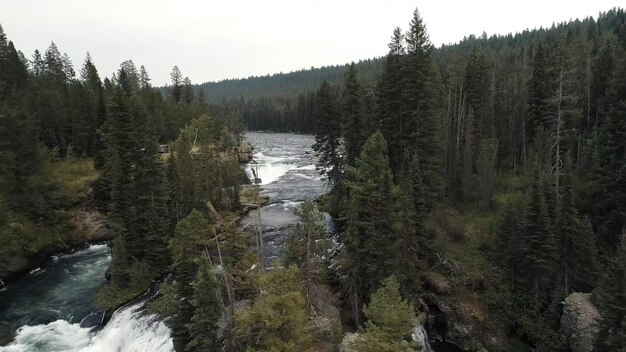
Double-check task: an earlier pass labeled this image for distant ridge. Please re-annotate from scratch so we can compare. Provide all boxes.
[195,58,384,103]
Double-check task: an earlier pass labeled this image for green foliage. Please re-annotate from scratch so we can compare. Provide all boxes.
[350,276,417,352]
[313,80,344,194]
[341,63,369,166]
[593,233,626,352]
[96,244,153,310]
[168,210,214,344]
[186,256,223,352]
[234,266,313,352]
[341,131,397,325]
[284,200,330,276]
[363,276,416,341]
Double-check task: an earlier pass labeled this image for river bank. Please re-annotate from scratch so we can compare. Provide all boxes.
[0,209,115,286]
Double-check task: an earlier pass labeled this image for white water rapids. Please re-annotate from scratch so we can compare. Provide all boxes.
[2,132,321,352]
[1,302,173,352]
[413,325,434,352]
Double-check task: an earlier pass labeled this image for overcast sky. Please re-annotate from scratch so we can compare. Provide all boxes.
[0,0,622,85]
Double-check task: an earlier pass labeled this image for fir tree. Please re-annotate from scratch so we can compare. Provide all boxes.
[556,161,598,294]
[354,276,417,352]
[341,62,366,166]
[186,256,223,352]
[342,131,397,325]
[594,233,626,352]
[522,170,558,296]
[313,80,343,192]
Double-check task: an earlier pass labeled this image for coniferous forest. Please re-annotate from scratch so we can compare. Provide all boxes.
[0,6,625,352]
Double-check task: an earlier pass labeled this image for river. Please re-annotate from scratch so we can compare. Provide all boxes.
[0,132,328,351]
[0,132,439,351]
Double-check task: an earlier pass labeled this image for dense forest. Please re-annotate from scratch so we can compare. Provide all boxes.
[1,5,625,352]
[307,7,626,352]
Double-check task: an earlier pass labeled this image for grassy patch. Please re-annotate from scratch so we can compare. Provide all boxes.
[46,157,98,206]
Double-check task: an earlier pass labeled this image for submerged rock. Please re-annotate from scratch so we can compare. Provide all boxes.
[560,292,600,352]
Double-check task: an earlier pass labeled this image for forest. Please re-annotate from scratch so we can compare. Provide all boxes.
[0,5,625,352]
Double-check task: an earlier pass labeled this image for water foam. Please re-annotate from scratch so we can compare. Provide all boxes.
[1,302,173,352]
[412,325,433,352]
[248,163,298,185]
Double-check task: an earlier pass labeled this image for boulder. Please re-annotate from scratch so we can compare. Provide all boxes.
[71,210,115,242]
[339,332,365,352]
[238,143,254,163]
[560,292,600,352]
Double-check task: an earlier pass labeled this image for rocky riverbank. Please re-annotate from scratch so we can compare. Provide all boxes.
[0,209,115,285]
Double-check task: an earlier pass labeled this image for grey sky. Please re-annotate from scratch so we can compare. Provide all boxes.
[0,0,622,86]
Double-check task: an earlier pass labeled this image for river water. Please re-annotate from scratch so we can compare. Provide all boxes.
[241,132,330,265]
[0,132,327,351]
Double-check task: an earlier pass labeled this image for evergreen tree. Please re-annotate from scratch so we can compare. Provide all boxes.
[378,27,406,178]
[186,256,223,352]
[169,209,214,345]
[353,276,417,352]
[556,161,598,294]
[313,80,343,191]
[234,266,313,352]
[522,170,557,296]
[285,200,330,306]
[170,65,183,103]
[528,42,553,143]
[593,233,626,352]
[341,131,397,326]
[341,63,366,166]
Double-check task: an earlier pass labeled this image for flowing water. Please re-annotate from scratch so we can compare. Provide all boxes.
[0,244,173,352]
[0,132,326,351]
[0,132,434,351]
[241,132,333,265]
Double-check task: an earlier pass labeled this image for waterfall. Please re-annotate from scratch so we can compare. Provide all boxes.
[0,301,173,352]
[412,325,434,352]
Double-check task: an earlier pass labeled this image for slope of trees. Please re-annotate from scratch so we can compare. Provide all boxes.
[304,7,626,352]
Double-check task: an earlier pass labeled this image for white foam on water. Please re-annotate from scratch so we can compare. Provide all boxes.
[282,200,303,209]
[296,164,316,170]
[412,325,433,352]
[248,163,298,185]
[0,302,173,352]
[253,152,299,163]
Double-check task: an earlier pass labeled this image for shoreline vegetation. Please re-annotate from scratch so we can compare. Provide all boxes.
[1,5,625,352]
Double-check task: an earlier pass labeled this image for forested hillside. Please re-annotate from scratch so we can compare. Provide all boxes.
[196,58,384,103]
[307,7,626,352]
[1,5,625,352]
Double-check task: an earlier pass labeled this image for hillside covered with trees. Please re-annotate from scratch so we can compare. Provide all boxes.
[1,5,625,352]
[306,7,626,352]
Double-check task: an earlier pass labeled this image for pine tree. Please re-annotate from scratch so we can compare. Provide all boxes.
[186,256,223,352]
[342,131,397,325]
[234,266,312,352]
[354,276,417,352]
[556,161,598,294]
[528,42,554,143]
[378,9,442,205]
[392,178,429,300]
[170,66,183,103]
[313,80,343,192]
[378,27,406,178]
[522,169,558,296]
[169,209,214,343]
[593,233,626,352]
[587,42,626,249]
[342,63,366,166]
[285,200,330,307]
